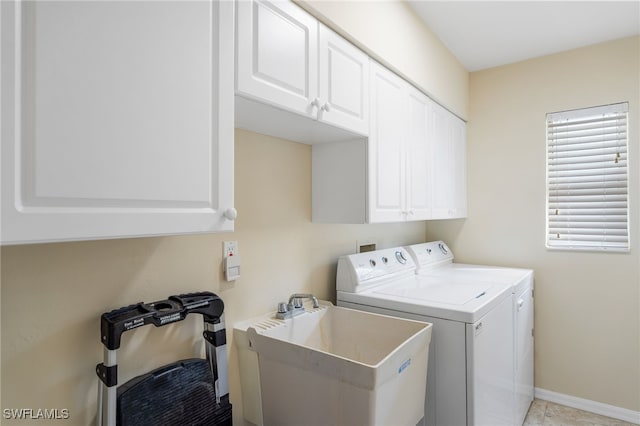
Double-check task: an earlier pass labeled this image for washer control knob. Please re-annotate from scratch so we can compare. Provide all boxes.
[381,256,388,264]
[369,259,377,267]
[395,250,407,264]
[438,243,448,255]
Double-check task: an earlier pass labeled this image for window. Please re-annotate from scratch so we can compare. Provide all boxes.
[546,102,629,251]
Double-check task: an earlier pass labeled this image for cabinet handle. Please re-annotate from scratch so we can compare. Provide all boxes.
[224,208,238,221]
[321,102,331,112]
[517,298,524,311]
[311,98,321,109]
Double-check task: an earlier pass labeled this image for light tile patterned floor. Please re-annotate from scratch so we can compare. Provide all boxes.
[525,399,639,426]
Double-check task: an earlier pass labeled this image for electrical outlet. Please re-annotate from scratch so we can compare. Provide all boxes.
[223,241,238,258]
[357,240,376,253]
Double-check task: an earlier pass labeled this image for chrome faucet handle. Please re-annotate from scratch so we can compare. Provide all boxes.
[288,293,320,308]
[277,294,319,320]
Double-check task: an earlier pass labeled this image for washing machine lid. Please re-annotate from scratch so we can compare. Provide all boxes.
[374,279,492,305]
[337,275,512,323]
[424,264,534,295]
[404,241,534,294]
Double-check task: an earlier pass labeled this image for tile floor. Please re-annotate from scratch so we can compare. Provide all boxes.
[524,399,639,426]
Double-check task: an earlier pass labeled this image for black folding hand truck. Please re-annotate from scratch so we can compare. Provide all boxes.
[96,292,232,426]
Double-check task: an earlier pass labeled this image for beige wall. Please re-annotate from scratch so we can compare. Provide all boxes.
[427,36,640,411]
[1,129,427,425]
[3,1,637,423]
[298,0,469,120]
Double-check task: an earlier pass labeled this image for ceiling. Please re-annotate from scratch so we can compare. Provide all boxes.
[407,1,640,72]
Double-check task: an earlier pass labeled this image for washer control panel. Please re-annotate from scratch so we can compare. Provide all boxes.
[404,241,454,271]
[336,247,417,293]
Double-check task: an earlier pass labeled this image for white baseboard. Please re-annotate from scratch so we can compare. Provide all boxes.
[535,387,640,424]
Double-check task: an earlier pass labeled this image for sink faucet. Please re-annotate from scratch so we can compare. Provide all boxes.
[276,293,320,319]
[288,293,320,309]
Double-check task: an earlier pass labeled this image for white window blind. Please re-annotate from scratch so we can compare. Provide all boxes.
[546,102,629,251]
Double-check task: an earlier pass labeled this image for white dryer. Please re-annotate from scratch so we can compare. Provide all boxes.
[406,241,534,426]
[336,241,534,426]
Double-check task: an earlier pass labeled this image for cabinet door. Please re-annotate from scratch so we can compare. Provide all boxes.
[1,0,235,244]
[449,115,467,218]
[431,102,467,219]
[369,61,407,223]
[406,89,432,220]
[236,0,318,117]
[318,24,369,136]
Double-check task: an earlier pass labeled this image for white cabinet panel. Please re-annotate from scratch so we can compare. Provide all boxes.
[406,90,433,220]
[431,102,467,219]
[256,3,309,94]
[318,24,369,135]
[431,102,452,217]
[236,0,318,117]
[369,61,407,222]
[1,0,235,244]
[450,116,468,218]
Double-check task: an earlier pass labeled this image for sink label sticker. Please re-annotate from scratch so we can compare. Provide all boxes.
[398,358,411,374]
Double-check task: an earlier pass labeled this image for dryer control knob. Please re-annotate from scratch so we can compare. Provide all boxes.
[395,251,407,264]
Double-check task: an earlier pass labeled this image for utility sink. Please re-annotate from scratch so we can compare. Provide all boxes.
[234,301,432,426]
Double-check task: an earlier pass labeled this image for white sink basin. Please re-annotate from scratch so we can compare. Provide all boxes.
[234,301,432,426]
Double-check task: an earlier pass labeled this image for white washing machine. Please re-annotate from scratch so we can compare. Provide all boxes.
[336,241,534,426]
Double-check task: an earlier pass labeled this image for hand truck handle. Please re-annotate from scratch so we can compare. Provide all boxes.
[99,291,224,350]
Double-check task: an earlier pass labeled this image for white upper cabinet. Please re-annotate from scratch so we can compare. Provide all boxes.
[235,0,466,223]
[1,0,236,245]
[431,102,468,219]
[236,0,318,116]
[318,23,369,135]
[406,90,434,220]
[314,61,444,224]
[235,0,369,141]
[368,62,408,222]
[369,62,434,223]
